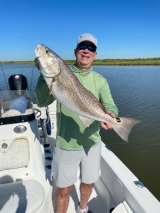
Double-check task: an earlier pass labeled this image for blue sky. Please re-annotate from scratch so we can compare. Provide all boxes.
[0,0,160,61]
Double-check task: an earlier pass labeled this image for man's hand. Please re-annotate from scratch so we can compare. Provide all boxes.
[100,110,116,130]
[34,58,40,70]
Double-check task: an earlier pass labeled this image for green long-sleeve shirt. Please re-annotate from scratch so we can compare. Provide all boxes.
[34,65,118,150]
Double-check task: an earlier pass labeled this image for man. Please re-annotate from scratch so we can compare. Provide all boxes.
[34,33,118,213]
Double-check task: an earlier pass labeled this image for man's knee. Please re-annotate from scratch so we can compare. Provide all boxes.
[57,186,72,198]
[81,182,94,189]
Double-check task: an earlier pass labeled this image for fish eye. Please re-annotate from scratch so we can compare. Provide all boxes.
[116,117,121,123]
[46,50,49,54]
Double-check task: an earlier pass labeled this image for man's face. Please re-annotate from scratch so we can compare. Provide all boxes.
[74,42,97,70]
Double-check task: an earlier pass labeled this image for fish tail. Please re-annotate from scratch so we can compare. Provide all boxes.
[112,117,141,142]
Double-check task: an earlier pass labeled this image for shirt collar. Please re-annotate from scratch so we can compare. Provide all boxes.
[70,65,93,75]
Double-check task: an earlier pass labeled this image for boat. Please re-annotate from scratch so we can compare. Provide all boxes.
[0,74,160,213]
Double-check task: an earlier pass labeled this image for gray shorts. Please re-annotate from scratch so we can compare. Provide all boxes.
[51,142,102,188]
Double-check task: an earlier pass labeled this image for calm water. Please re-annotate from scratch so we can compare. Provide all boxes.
[1,64,160,201]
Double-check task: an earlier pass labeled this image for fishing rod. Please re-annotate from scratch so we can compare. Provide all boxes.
[0,63,9,90]
[29,64,35,91]
[0,86,5,117]
[0,87,1,117]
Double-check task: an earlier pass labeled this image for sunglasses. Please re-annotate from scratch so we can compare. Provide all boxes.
[77,44,97,52]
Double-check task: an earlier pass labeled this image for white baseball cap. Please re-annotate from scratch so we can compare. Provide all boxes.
[77,33,97,47]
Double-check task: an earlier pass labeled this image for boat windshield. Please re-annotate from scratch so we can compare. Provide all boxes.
[0,90,35,125]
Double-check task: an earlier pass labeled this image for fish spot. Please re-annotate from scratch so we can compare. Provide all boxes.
[116,117,121,123]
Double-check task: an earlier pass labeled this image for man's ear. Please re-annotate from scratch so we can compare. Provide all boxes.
[74,49,77,56]
[94,52,97,60]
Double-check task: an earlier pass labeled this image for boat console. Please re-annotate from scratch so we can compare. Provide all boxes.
[0,74,35,125]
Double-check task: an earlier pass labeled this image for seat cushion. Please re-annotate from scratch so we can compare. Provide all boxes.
[0,138,30,171]
[0,180,44,213]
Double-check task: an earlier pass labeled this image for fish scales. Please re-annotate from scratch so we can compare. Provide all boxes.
[53,64,106,121]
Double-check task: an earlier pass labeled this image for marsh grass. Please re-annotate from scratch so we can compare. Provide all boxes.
[1,57,160,65]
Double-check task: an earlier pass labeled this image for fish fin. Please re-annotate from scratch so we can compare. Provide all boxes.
[112,117,141,142]
[49,85,52,94]
[49,77,56,94]
[79,116,92,127]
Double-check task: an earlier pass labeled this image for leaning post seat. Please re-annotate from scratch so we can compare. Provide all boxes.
[0,138,30,171]
[0,136,45,213]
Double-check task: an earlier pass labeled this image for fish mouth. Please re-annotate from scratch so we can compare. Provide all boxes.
[35,44,42,57]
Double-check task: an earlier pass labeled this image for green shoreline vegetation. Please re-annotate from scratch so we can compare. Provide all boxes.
[1,57,160,65]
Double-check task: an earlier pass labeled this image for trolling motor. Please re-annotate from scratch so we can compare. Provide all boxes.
[8,74,28,94]
[7,74,29,114]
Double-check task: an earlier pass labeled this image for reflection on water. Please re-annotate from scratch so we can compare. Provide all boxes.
[0,64,160,201]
